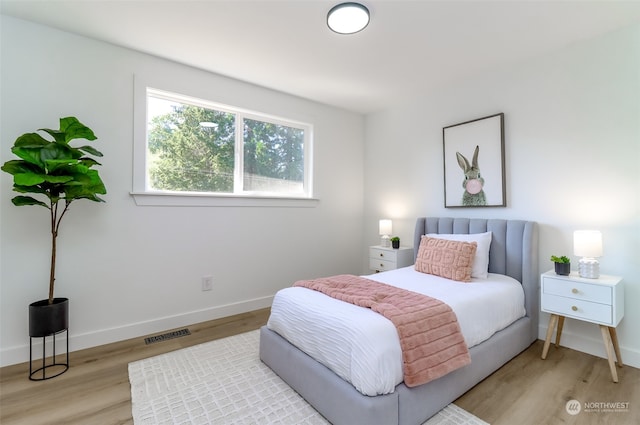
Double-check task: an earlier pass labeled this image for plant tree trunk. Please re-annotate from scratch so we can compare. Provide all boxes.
[49,205,57,305]
[48,200,71,304]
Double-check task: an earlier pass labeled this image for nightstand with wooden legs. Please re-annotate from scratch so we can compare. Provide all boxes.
[540,270,624,382]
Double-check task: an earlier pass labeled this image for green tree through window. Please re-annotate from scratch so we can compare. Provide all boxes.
[146,91,309,196]
[244,118,304,193]
[148,99,235,192]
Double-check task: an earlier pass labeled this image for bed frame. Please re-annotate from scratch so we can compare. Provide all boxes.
[260,217,539,425]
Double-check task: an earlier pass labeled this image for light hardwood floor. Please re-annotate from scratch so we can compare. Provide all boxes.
[456,339,639,425]
[0,309,271,425]
[1,309,638,425]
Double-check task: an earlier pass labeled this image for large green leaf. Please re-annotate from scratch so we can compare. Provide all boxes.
[49,161,89,179]
[44,158,76,173]
[39,128,65,143]
[11,196,48,208]
[86,168,107,190]
[12,184,48,195]
[40,117,97,145]
[72,168,102,185]
[78,157,102,168]
[64,186,106,201]
[1,159,37,175]
[60,117,97,143]
[11,146,45,169]
[40,142,81,164]
[14,172,46,186]
[65,164,89,177]
[77,145,103,157]
[14,133,50,148]
[63,169,106,199]
[42,174,74,184]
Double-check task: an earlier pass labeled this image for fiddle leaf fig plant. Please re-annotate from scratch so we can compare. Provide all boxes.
[1,117,106,304]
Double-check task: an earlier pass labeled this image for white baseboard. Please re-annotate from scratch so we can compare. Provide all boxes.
[0,296,273,367]
[538,324,640,369]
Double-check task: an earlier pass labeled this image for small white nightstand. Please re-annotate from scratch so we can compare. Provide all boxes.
[540,270,624,382]
[369,246,414,273]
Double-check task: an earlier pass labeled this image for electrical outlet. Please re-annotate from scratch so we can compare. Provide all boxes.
[202,276,213,291]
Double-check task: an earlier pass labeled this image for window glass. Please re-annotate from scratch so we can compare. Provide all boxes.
[144,89,312,198]
[243,118,305,194]
[147,94,236,193]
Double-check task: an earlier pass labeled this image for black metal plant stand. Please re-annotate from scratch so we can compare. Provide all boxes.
[29,328,69,381]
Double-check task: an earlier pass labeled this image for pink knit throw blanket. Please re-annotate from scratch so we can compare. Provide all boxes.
[293,274,471,387]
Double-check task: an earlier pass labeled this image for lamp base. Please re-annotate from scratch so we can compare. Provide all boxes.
[380,235,390,248]
[578,257,600,279]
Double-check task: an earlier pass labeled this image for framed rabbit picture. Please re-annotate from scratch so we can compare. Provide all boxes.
[443,113,506,208]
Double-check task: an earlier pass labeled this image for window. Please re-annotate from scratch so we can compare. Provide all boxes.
[133,86,314,206]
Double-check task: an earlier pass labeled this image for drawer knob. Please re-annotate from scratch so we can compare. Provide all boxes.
[380,263,384,267]
[572,288,578,294]
[572,306,578,311]
[379,253,384,257]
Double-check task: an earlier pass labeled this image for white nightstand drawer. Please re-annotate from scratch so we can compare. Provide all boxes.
[368,246,414,273]
[542,293,613,325]
[543,277,612,304]
[369,258,395,272]
[370,247,398,262]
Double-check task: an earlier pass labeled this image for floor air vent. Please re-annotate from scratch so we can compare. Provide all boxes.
[144,328,191,345]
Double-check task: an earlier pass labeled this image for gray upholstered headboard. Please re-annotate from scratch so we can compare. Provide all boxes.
[414,217,539,342]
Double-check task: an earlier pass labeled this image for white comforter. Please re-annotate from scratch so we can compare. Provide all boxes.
[267,266,525,396]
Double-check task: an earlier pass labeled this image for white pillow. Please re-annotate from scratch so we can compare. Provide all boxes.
[426,232,492,279]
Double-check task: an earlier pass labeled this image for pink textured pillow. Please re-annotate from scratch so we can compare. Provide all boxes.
[415,236,478,282]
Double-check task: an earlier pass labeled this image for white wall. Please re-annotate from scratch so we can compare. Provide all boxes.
[363,24,640,367]
[0,16,365,366]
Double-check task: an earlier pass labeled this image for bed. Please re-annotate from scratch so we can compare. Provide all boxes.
[260,217,539,425]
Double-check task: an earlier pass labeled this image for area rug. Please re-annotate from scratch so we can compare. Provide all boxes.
[129,330,488,425]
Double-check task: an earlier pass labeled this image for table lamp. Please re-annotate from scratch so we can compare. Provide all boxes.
[379,219,392,248]
[574,230,602,279]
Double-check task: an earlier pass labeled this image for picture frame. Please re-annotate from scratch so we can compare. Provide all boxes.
[443,113,505,208]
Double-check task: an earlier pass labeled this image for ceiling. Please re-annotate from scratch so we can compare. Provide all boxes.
[2,0,640,114]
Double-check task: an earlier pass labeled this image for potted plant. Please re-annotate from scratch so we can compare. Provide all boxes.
[390,236,400,249]
[1,117,106,375]
[550,255,571,276]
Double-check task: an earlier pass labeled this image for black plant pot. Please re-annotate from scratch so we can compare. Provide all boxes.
[554,262,571,276]
[29,298,69,337]
[29,297,70,380]
[392,240,400,249]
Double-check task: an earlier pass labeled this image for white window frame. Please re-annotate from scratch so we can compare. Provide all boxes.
[132,77,317,207]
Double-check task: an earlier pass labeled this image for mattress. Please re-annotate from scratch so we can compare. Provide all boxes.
[266,266,525,396]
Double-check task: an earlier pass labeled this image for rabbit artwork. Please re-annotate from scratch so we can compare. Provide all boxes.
[456,145,487,206]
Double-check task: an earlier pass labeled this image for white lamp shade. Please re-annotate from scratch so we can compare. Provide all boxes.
[327,2,370,34]
[574,230,603,258]
[379,219,392,236]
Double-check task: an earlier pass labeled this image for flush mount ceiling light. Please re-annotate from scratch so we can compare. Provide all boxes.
[327,2,370,34]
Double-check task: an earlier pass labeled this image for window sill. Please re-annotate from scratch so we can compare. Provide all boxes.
[130,191,320,207]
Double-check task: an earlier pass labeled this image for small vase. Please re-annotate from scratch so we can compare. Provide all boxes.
[554,263,570,276]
